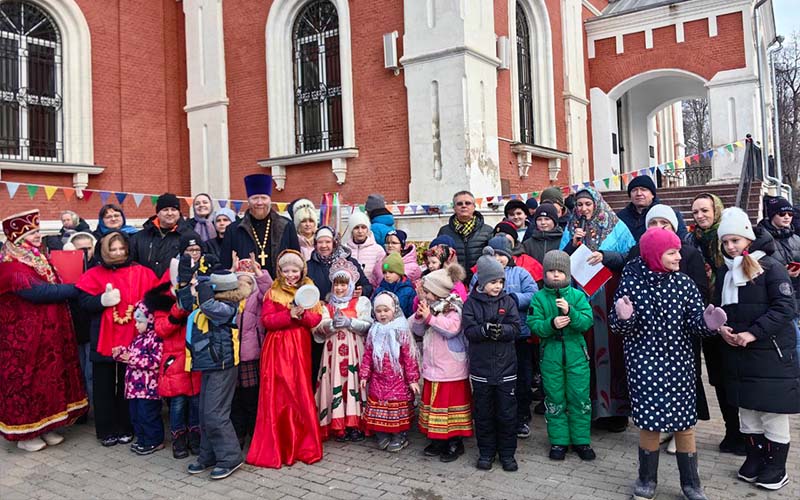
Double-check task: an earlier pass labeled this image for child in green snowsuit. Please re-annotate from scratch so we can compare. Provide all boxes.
[528,250,595,461]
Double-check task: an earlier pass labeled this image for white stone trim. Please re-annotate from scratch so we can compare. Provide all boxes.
[708,15,718,37]
[581,0,602,17]
[676,21,685,43]
[508,0,557,148]
[264,0,356,189]
[645,29,653,49]
[257,148,358,190]
[510,142,569,179]
[607,68,710,101]
[615,34,624,54]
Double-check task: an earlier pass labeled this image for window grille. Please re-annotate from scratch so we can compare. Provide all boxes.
[293,0,343,154]
[0,0,62,162]
[516,2,534,145]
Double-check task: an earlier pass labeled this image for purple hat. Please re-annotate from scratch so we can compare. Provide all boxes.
[244,174,273,198]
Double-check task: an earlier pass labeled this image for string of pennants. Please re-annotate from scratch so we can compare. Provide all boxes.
[0,139,745,216]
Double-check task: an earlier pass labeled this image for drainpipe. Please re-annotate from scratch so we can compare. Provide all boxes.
[753,0,783,192]
[769,36,790,200]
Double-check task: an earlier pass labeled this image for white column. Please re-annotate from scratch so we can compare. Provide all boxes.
[561,0,590,185]
[402,0,501,203]
[707,70,759,182]
[589,87,620,187]
[183,0,231,199]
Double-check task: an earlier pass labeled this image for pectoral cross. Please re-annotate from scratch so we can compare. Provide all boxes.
[257,250,268,268]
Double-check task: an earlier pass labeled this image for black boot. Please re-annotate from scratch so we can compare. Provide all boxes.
[755,440,790,490]
[172,431,189,459]
[676,452,708,500]
[440,438,465,463]
[633,448,659,500]
[187,429,201,456]
[737,434,766,483]
[719,430,746,456]
[423,439,445,457]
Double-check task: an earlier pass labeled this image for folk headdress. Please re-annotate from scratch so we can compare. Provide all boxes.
[328,257,360,304]
[2,209,40,244]
[0,209,57,283]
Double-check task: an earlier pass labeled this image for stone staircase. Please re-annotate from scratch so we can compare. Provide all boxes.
[601,181,763,226]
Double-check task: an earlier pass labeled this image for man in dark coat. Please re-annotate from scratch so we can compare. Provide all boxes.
[219,174,299,276]
[130,193,196,279]
[758,196,800,306]
[436,191,494,283]
[539,187,570,230]
[616,176,687,242]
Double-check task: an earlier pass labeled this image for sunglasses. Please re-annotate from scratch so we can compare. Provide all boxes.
[777,211,794,217]
[455,201,474,207]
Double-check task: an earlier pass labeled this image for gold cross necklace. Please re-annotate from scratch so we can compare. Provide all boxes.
[252,216,272,267]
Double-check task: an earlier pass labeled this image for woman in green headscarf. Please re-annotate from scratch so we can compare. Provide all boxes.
[683,193,744,455]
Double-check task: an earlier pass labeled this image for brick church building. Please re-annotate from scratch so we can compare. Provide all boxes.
[0,0,779,222]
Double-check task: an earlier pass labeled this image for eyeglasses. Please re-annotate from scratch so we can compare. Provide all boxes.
[455,201,474,207]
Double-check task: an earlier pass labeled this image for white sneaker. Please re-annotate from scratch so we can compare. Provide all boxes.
[41,432,64,446]
[17,437,47,452]
[666,435,677,455]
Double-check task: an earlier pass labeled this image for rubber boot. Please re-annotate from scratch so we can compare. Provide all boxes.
[737,434,766,483]
[755,440,790,490]
[676,452,708,500]
[633,448,659,500]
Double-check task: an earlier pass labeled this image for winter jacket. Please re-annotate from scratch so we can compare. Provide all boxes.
[187,280,248,372]
[374,278,416,319]
[155,304,201,398]
[239,273,273,362]
[528,285,593,347]
[522,227,564,266]
[371,245,422,288]
[219,210,300,276]
[437,212,495,283]
[313,296,373,343]
[758,218,800,306]
[409,296,468,382]
[369,211,396,247]
[347,233,386,288]
[610,258,716,431]
[713,230,800,414]
[360,324,420,402]
[462,289,521,385]
[616,199,688,242]
[412,281,468,312]
[113,329,163,400]
[130,217,196,279]
[205,236,224,259]
[470,262,538,338]
[307,249,373,299]
[626,242,709,303]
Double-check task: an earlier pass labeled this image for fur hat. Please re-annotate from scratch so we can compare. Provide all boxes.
[475,247,506,288]
[543,250,571,289]
[717,207,756,241]
[766,196,794,220]
[210,270,239,292]
[645,204,679,232]
[422,265,463,298]
[487,235,513,260]
[292,199,318,228]
[381,252,405,276]
[503,199,527,218]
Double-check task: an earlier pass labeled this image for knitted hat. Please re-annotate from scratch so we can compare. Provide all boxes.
[292,199,318,228]
[179,232,203,254]
[381,252,405,276]
[347,209,371,232]
[766,196,794,220]
[543,250,571,288]
[315,225,336,242]
[385,229,407,248]
[365,193,386,215]
[133,300,154,328]
[645,204,679,232]
[540,187,564,207]
[430,234,457,249]
[210,270,239,291]
[627,175,657,197]
[487,235,513,260]
[504,199,527,218]
[156,193,180,213]
[422,265,462,298]
[277,250,305,272]
[244,174,273,197]
[526,198,539,211]
[717,207,756,241]
[213,207,237,223]
[475,247,506,287]
[640,227,682,273]
[533,204,559,227]
[2,209,40,243]
[493,220,519,243]
[373,292,396,312]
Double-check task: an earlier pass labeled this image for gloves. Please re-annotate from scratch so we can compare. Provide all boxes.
[177,254,195,285]
[614,296,633,321]
[332,314,351,329]
[196,281,214,305]
[176,286,195,311]
[703,304,727,331]
[100,283,121,307]
[196,254,221,277]
[484,323,503,341]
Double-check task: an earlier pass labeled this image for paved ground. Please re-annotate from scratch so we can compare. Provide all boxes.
[2,380,798,500]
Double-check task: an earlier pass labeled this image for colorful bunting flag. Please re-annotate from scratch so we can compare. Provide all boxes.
[6,182,20,199]
[63,188,75,201]
[44,186,57,200]
[99,191,110,204]
[82,190,93,202]
[133,193,144,207]
[115,192,127,205]
[217,199,227,208]
[726,144,734,153]
[26,185,38,199]
[231,201,243,213]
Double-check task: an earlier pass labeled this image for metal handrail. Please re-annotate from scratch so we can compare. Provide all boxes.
[736,135,761,210]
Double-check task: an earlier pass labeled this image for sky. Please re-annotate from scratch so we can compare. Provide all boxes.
[774,0,800,37]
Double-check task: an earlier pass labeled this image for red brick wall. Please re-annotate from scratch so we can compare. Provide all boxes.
[589,12,747,94]
[0,0,190,222]
[223,0,408,207]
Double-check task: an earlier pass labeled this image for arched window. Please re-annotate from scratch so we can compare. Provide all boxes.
[516,2,534,145]
[293,0,342,154]
[0,0,62,162]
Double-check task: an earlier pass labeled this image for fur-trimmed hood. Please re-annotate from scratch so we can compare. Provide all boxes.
[214,277,254,303]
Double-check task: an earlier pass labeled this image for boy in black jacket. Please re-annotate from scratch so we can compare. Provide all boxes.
[463,247,522,472]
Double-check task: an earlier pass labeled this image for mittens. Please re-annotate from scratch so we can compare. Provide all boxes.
[703,304,727,331]
[177,254,195,285]
[483,323,503,341]
[100,283,121,307]
[614,296,634,321]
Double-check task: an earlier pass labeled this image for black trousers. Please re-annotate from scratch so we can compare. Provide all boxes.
[516,340,533,423]
[472,380,517,460]
[92,361,132,439]
[231,385,259,443]
[703,336,740,434]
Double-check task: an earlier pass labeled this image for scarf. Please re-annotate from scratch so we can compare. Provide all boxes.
[0,241,57,284]
[193,215,217,242]
[691,194,725,270]
[370,315,416,375]
[566,187,620,251]
[328,282,354,305]
[721,251,765,306]
[452,215,477,238]
[96,210,138,236]
[313,244,348,267]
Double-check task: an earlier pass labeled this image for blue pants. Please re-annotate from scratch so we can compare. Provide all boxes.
[794,318,800,361]
[129,399,164,447]
[169,395,200,437]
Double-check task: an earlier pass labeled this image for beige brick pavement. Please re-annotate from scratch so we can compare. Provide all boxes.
[2,381,798,500]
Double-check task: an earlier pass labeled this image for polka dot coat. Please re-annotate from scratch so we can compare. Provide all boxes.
[609,258,716,432]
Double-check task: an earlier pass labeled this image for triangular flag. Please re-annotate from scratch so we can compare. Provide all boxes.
[726,143,734,153]
[232,201,243,213]
[685,156,692,166]
[583,182,591,188]
[276,202,287,212]
[217,199,227,208]
[693,154,700,163]
[603,177,611,188]
[475,198,483,208]
[398,205,406,215]
[26,185,38,199]
[593,180,604,191]
[485,196,494,203]
[717,147,726,156]
[44,186,58,200]
[115,192,127,205]
[531,192,539,198]
[735,141,744,148]
[82,190,94,202]
[100,191,110,204]
[649,167,657,175]
[63,188,75,201]
[638,169,647,176]
[611,175,619,184]
[561,186,571,196]
[410,205,418,214]
[630,171,638,178]
[707,150,714,158]
[666,162,674,171]
[658,165,666,174]
[6,182,20,199]
[572,184,579,192]
[421,205,430,214]
[150,195,159,206]
[675,159,684,168]
[133,194,144,207]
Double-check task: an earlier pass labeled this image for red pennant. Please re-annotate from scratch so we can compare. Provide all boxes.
[63,188,75,201]
[82,190,94,202]
[398,205,406,215]
[630,171,639,178]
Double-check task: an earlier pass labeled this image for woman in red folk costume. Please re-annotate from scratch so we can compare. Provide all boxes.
[76,231,158,447]
[0,210,88,452]
[247,250,324,468]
